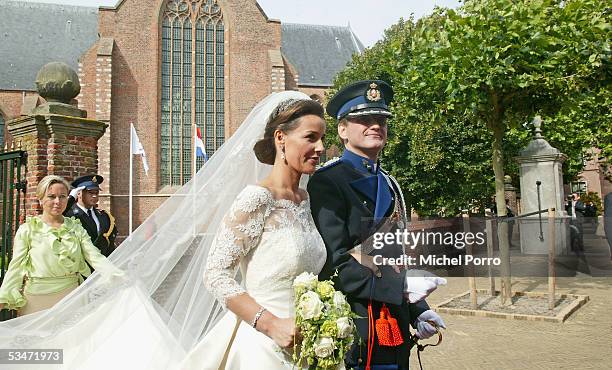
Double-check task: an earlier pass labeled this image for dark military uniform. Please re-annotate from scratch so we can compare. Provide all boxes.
[308,81,429,370]
[64,175,118,257]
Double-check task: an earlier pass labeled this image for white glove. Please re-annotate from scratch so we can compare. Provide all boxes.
[70,186,86,198]
[415,310,446,339]
[404,271,447,303]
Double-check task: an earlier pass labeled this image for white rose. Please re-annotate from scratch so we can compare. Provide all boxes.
[298,291,324,320]
[336,317,353,339]
[293,272,318,290]
[314,337,336,358]
[333,291,347,308]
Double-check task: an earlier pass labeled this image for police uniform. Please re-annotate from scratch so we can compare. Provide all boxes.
[308,80,429,370]
[64,175,118,257]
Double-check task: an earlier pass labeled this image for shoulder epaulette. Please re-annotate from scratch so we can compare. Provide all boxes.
[103,211,116,241]
[316,157,342,172]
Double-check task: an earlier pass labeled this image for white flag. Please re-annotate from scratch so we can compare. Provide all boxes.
[130,123,149,175]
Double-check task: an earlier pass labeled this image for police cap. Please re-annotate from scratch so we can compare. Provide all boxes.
[326,80,394,120]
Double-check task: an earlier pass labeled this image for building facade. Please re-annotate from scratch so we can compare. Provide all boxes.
[0,0,363,236]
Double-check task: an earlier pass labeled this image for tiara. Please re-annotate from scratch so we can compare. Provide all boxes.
[268,98,307,122]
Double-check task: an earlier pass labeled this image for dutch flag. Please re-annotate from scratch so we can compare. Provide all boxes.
[195,128,208,161]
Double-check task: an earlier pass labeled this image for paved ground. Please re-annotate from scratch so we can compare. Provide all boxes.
[409,228,612,370]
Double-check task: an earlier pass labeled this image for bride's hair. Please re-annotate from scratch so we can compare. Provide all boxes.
[253,98,324,165]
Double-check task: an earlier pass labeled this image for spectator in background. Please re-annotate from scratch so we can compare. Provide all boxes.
[0,175,123,316]
[64,175,118,258]
[566,193,586,251]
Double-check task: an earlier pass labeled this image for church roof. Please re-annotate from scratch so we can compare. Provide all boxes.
[281,23,364,87]
[0,1,98,91]
[0,2,363,91]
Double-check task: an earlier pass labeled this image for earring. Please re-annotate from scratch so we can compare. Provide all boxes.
[280,145,286,161]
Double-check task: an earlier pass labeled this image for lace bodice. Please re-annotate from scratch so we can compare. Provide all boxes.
[204,185,327,311]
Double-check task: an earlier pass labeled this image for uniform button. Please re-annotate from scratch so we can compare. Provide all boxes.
[357,358,363,364]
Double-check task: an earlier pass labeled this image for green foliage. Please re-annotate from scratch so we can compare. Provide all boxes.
[331,0,611,216]
[581,191,603,216]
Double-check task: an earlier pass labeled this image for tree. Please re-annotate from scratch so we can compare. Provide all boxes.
[330,0,610,302]
[328,18,497,217]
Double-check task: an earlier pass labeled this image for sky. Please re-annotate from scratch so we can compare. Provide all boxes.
[15,0,462,47]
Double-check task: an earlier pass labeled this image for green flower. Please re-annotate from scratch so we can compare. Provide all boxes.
[316,281,335,300]
[320,320,338,337]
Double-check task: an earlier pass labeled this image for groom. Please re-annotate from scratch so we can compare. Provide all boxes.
[308,80,445,370]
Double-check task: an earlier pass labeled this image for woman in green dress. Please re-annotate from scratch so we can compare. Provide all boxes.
[0,175,123,316]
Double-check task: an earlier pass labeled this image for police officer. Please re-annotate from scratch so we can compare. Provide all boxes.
[64,175,117,257]
[308,80,445,369]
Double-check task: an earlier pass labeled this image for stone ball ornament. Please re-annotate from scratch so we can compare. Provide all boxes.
[35,62,81,104]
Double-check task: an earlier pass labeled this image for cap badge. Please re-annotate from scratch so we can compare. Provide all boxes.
[92,176,98,183]
[366,83,381,102]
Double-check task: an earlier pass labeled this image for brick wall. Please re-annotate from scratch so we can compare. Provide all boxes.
[77,43,98,119]
[0,90,40,146]
[269,50,285,92]
[96,39,114,211]
[8,114,104,216]
[0,91,27,119]
[283,56,299,91]
[23,130,49,216]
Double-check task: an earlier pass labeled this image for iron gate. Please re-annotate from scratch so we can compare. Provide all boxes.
[0,149,27,321]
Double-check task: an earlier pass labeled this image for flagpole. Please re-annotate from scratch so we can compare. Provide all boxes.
[129,122,134,237]
[192,125,198,237]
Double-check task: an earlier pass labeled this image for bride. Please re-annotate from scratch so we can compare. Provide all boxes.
[182,97,327,369]
[0,91,327,370]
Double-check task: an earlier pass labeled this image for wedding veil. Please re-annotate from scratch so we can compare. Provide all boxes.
[0,90,312,369]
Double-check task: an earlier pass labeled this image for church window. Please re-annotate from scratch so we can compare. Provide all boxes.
[161,0,224,185]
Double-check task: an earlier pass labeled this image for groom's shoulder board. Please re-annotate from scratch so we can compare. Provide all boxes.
[316,157,342,173]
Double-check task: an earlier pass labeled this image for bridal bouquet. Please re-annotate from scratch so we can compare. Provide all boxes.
[292,272,356,370]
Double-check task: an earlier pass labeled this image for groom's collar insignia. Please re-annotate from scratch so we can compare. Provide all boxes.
[341,149,376,174]
[361,159,373,173]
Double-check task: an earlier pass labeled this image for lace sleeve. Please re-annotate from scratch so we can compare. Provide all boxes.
[203,186,272,307]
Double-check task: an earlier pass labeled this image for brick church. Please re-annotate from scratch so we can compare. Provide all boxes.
[0,0,364,237]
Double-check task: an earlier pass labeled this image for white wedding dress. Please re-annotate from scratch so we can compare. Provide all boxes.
[181,185,327,369]
[0,91,324,370]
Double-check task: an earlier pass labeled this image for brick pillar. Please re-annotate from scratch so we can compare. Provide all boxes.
[269,50,285,92]
[95,38,114,211]
[7,104,106,216]
[283,56,300,91]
